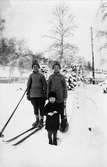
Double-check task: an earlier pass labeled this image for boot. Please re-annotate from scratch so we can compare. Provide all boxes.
[53,138,57,145]
[32,115,39,127]
[38,118,44,128]
[38,116,44,128]
[53,131,57,145]
[48,131,53,145]
[49,138,52,145]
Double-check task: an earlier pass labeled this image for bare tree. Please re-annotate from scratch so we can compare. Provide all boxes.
[96,1,107,42]
[94,0,107,70]
[45,4,78,65]
[96,0,107,21]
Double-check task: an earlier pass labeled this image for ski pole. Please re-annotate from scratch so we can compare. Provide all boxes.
[0,88,27,137]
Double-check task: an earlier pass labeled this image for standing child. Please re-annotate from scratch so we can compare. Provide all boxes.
[43,91,60,146]
[47,61,67,123]
[26,59,47,128]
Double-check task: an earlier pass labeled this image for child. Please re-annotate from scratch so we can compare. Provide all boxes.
[43,91,60,145]
[26,59,47,128]
[47,61,67,122]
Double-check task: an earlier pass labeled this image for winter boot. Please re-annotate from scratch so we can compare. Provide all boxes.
[38,118,44,128]
[53,131,57,145]
[32,120,39,127]
[49,138,53,145]
[32,115,39,127]
[53,138,57,145]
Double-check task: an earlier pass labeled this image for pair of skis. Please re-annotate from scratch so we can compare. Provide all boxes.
[3,125,44,146]
[0,88,44,146]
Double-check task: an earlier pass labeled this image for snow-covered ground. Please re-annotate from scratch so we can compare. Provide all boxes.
[0,83,107,167]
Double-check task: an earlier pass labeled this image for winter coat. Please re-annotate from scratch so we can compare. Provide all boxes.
[43,102,61,131]
[47,72,67,103]
[27,71,47,99]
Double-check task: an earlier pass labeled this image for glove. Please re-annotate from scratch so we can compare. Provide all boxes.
[53,111,58,114]
[48,112,54,116]
[27,94,31,101]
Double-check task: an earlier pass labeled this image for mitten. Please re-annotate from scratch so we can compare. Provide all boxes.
[27,94,31,101]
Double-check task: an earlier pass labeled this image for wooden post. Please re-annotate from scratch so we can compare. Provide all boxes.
[90,26,95,84]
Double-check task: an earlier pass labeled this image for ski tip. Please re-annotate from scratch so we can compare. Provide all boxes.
[12,126,44,146]
[12,142,20,146]
[2,141,9,144]
[12,144,17,146]
[2,140,11,143]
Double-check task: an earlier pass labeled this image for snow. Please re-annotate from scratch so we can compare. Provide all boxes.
[0,83,107,167]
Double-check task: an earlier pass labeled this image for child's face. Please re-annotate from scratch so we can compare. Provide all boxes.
[33,65,39,72]
[49,97,56,103]
[54,65,60,73]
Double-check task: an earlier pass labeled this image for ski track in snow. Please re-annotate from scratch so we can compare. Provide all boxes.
[0,83,107,167]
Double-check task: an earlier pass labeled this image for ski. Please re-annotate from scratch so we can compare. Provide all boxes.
[13,126,43,146]
[3,127,36,143]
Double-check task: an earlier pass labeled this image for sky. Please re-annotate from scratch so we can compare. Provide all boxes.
[0,0,101,62]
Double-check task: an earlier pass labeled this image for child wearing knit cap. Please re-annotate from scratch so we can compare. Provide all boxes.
[42,91,61,145]
[26,59,47,128]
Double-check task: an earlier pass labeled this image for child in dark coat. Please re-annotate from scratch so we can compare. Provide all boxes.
[43,91,60,145]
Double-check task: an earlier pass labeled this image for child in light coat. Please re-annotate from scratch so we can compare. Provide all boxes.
[26,60,47,127]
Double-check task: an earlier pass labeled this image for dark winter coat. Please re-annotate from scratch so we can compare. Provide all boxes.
[47,72,67,103]
[27,71,47,99]
[43,102,61,131]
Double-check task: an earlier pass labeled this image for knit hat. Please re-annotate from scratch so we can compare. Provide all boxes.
[48,91,56,99]
[32,59,40,69]
[52,61,61,69]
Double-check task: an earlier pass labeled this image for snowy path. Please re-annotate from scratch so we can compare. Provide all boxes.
[0,83,107,167]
